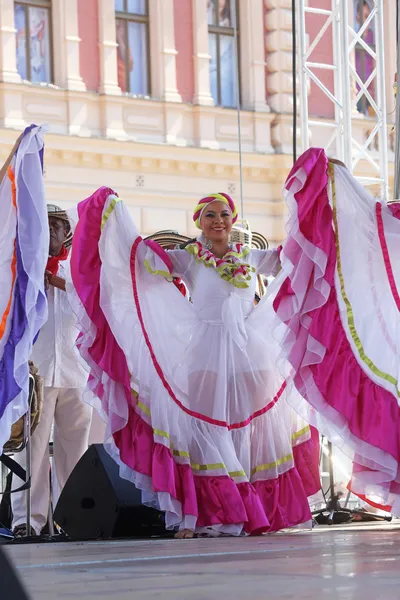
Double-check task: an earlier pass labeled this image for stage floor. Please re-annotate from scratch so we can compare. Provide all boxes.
[4,521,400,600]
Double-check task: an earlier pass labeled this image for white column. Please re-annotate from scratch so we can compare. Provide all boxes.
[0,0,21,83]
[97,0,126,139]
[240,0,270,112]
[52,0,85,91]
[265,0,295,153]
[191,0,217,149]
[149,0,181,102]
[192,0,214,106]
[98,0,121,95]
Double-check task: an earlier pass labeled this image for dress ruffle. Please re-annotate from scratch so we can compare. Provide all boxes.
[68,187,320,534]
[274,148,400,513]
[114,406,316,533]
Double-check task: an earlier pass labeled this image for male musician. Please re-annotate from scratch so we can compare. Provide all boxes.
[11,205,92,536]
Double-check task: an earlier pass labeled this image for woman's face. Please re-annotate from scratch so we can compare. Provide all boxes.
[200,200,233,244]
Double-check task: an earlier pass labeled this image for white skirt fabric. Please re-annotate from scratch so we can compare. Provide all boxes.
[67,187,321,535]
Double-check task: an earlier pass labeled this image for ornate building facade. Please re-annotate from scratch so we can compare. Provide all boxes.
[0,0,396,243]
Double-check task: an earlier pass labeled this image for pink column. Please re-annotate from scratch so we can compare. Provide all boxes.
[173,0,194,103]
[78,0,100,92]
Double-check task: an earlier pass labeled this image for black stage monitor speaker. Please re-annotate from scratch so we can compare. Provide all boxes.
[54,444,165,540]
[0,547,31,600]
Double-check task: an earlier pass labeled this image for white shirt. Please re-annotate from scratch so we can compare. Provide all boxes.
[31,255,88,389]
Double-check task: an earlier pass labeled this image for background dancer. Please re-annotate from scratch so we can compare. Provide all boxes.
[11,205,92,537]
[67,187,321,539]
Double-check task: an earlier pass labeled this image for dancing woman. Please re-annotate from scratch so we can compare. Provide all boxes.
[67,189,320,538]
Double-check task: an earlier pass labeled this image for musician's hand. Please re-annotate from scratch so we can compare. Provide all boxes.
[44,270,51,291]
[329,158,347,169]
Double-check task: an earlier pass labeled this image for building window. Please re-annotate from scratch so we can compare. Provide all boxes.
[115,0,150,96]
[353,0,375,116]
[208,0,239,107]
[14,0,52,83]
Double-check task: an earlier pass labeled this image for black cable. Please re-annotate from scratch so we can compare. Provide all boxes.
[292,0,297,164]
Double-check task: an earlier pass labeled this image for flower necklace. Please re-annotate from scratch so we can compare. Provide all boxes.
[184,241,255,289]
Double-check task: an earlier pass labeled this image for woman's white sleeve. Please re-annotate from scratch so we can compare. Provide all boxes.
[167,249,193,278]
[251,249,281,276]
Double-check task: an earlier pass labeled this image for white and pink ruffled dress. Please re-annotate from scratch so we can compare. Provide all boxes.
[68,188,320,535]
[274,148,400,514]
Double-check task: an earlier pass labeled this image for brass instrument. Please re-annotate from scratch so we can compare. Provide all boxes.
[4,362,43,453]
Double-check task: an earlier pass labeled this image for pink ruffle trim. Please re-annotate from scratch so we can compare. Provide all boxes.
[274,148,400,511]
[114,405,314,533]
[144,238,173,273]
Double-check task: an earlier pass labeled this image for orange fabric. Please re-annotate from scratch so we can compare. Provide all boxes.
[0,167,17,340]
[8,166,16,206]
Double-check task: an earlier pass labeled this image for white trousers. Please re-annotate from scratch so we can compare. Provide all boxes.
[88,408,106,446]
[11,387,92,534]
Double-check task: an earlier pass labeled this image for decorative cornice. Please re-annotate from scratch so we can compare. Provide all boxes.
[0,127,292,184]
[0,133,291,184]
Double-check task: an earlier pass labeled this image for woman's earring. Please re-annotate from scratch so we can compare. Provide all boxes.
[205,238,213,251]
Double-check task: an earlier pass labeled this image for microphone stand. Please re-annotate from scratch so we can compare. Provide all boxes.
[312,438,392,525]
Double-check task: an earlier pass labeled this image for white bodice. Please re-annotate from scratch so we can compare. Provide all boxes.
[166,248,280,349]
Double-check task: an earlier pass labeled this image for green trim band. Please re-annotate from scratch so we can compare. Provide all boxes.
[329,162,400,397]
[101,196,121,229]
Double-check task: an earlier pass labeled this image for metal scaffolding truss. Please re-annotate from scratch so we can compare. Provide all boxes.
[297,0,389,200]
